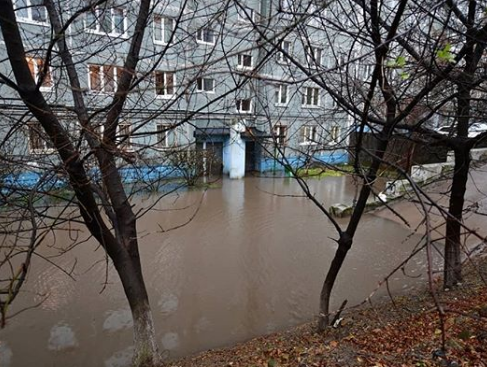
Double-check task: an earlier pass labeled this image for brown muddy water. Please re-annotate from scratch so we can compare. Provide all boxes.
[0,176,436,366]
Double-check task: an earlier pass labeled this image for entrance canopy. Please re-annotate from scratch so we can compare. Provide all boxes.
[194,127,271,142]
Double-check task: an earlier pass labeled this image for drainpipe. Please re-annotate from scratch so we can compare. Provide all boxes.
[254,0,269,121]
[252,0,269,172]
[202,141,207,178]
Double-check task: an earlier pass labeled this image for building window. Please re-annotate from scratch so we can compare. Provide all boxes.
[28,122,54,153]
[112,8,125,34]
[330,96,338,108]
[14,0,48,23]
[85,7,126,36]
[302,87,320,106]
[88,64,122,93]
[236,98,252,113]
[307,3,323,27]
[196,27,216,45]
[118,122,132,151]
[276,40,291,64]
[155,71,175,97]
[156,123,177,148]
[237,53,253,69]
[154,15,174,44]
[196,77,215,93]
[279,0,293,12]
[330,125,341,145]
[273,124,287,145]
[360,63,372,80]
[300,125,318,144]
[305,46,323,68]
[26,57,52,89]
[237,6,255,23]
[275,84,288,105]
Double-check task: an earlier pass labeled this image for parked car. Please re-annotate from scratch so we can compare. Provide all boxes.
[468,123,487,137]
[437,122,487,138]
[437,125,455,135]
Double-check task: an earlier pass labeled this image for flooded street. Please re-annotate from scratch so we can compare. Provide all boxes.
[0,176,434,367]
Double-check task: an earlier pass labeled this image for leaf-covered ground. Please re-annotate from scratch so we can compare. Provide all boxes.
[170,252,487,367]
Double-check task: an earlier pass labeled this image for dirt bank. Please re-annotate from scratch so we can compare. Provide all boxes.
[169,250,487,367]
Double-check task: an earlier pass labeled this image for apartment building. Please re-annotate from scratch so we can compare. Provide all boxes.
[0,0,352,181]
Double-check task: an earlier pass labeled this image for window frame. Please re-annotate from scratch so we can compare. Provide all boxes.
[301,86,321,107]
[276,40,291,64]
[26,56,53,91]
[196,77,216,93]
[85,6,127,37]
[360,63,373,81]
[275,84,289,106]
[236,98,252,114]
[329,125,341,145]
[153,15,175,44]
[88,64,122,94]
[273,124,287,145]
[14,0,49,25]
[196,26,216,45]
[237,53,253,69]
[237,6,255,23]
[118,122,133,151]
[307,3,325,27]
[27,121,55,154]
[305,45,323,68]
[154,71,176,98]
[300,125,318,145]
[279,0,293,12]
[155,123,178,149]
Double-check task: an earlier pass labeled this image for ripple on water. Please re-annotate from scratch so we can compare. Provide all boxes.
[104,346,134,367]
[33,263,76,311]
[48,323,78,351]
[0,341,13,366]
[103,309,133,332]
[150,238,183,291]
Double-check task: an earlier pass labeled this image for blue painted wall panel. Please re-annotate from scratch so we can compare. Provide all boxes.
[259,150,349,172]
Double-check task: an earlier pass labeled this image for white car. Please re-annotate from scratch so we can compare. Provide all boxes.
[437,123,487,138]
[468,123,487,137]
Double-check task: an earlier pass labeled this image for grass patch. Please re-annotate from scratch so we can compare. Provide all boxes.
[295,165,400,179]
[296,165,354,178]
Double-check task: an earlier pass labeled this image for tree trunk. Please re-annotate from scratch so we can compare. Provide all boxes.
[318,132,391,331]
[114,249,161,367]
[318,233,352,330]
[443,66,473,289]
[444,147,469,288]
[317,0,404,330]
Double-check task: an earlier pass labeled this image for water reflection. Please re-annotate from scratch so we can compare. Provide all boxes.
[1,176,433,366]
[104,346,133,367]
[161,332,180,350]
[103,309,133,332]
[158,294,179,316]
[0,341,13,367]
[48,323,78,351]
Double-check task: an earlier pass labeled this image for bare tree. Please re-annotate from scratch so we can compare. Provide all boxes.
[2,1,487,365]
[0,0,167,364]
[255,0,487,329]
[435,0,487,288]
[0,0,300,363]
